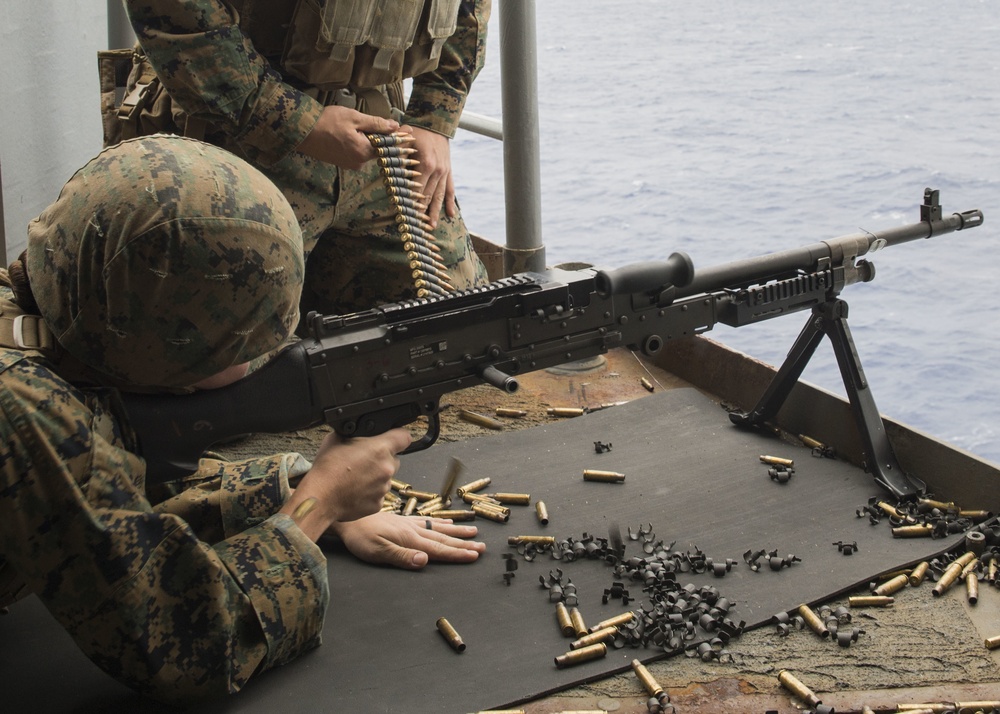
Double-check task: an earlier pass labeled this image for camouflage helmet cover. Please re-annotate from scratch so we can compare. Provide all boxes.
[26,136,303,388]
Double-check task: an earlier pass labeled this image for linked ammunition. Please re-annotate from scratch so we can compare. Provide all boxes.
[507,535,556,546]
[555,602,575,636]
[457,477,492,496]
[908,561,931,586]
[631,658,664,697]
[439,457,464,501]
[849,595,894,607]
[874,573,909,597]
[554,642,607,669]
[759,454,794,467]
[430,510,476,522]
[777,670,821,708]
[547,407,585,417]
[536,501,550,525]
[797,604,829,638]
[492,492,531,506]
[570,626,618,650]
[933,551,977,597]
[472,502,509,523]
[459,409,505,430]
[590,611,634,633]
[436,617,466,653]
[892,524,934,538]
[569,607,588,637]
[495,408,527,418]
[582,469,626,484]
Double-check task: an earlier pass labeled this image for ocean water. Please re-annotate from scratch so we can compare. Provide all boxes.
[451,0,1000,464]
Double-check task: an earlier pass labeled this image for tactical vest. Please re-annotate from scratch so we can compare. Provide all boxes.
[231,0,462,91]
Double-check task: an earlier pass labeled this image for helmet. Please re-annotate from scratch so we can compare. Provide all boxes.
[26,136,303,388]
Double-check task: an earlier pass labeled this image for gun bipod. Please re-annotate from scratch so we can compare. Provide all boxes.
[728,297,926,500]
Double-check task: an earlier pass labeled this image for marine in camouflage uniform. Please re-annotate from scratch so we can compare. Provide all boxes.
[0,136,326,702]
[120,0,492,316]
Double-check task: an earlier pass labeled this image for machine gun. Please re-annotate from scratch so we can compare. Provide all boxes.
[121,190,983,499]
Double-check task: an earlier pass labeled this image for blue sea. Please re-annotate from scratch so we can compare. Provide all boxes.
[451,0,1000,464]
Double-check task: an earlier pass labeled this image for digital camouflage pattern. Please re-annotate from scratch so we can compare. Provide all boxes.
[0,136,329,701]
[26,136,304,388]
[123,0,491,315]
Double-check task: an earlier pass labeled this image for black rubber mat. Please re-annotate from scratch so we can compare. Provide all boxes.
[0,388,967,713]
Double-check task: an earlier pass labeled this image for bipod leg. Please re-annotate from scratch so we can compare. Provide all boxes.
[731,298,924,500]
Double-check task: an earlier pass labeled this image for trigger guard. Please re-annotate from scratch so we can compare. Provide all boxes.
[402,411,440,454]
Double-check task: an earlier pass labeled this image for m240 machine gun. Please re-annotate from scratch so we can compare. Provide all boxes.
[122,190,983,499]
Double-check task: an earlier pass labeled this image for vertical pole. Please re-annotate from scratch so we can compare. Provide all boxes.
[498,0,545,274]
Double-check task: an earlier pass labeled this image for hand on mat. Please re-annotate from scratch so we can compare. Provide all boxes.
[330,512,485,570]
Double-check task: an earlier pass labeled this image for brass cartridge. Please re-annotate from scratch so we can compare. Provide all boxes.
[590,611,635,633]
[439,457,464,500]
[908,561,930,586]
[933,551,977,597]
[960,510,993,521]
[459,409,505,430]
[874,573,909,597]
[874,500,905,519]
[436,617,466,652]
[569,607,588,637]
[631,658,664,697]
[555,602,575,636]
[472,502,510,523]
[492,492,532,506]
[777,670,821,707]
[985,634,1000,650]
[462,491,502,505]
[416,496,445,515]
[429,509,477,522]
[399,487,439,502]
[547,407,585,417]
[849,595,894,607]
[582,469,626,484]
[390,478,411,491]
[796,604,829,638]
[759,455,794,467]
[554,643,607,669]
[798,434,824,450]
[495,408,527,418]
[402,496,418,516]
[917,497,957,513]
[536,501,550,525]
[966,572,980,604]
[570,626,618,650]
[892,524,934,538]
[896,706,962,713]
[456,477,492,496]
[507,535,556,546]
[640,377,654,392]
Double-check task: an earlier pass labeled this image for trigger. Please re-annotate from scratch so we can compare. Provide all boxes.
[402,412,440,454]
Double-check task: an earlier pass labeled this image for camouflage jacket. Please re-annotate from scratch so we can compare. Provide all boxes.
[124,0,491,168]
[0,338,329,701]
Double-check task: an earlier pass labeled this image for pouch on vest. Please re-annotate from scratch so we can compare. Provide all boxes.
[0,274,57,359]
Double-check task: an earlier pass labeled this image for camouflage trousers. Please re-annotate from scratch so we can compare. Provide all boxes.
[262,149,489,318]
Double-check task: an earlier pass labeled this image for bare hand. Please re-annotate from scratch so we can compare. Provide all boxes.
[406,126,456,228]
[281,429,412,541]
[298,106,401,169]
[330,512,485,570]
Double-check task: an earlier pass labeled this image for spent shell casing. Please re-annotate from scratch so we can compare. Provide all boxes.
[436,617,466,653]
[590,611,635,633]
[547,407,585,417]
[960,510,993,521]
[631,659,664,697]
[933,551,978,596]
[507,535,556,546]
[966,572,980,604]
[399,487,439,502]
[917,497,958,513]
[640,377,654,392]
[456,477,492,496]
[472,502,509,523]
[459,409,505,430]
[569,607,588,637]
[873,573,909,597]
[570,626,618,650]
[798,434,824,449]
[892,524,934,538]
[495,407,527,418]
[849,595,894,607]
[429,509,477,522]
[797,604,829,638]
[554,642,607,669]
[986,634,1000,650]
[492,492,531,506]
[759,454,794,467]
[583,469,626,484]
[462,491,502,505]
[777,670,821,707]
[402,496,418,516]
[555,601,575,636]
[439,457,464,500]
[390,478,411,491]
[535,500,550,525]
[874,500,904,519]
[908,561,931,586]
[416,496,445,515]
